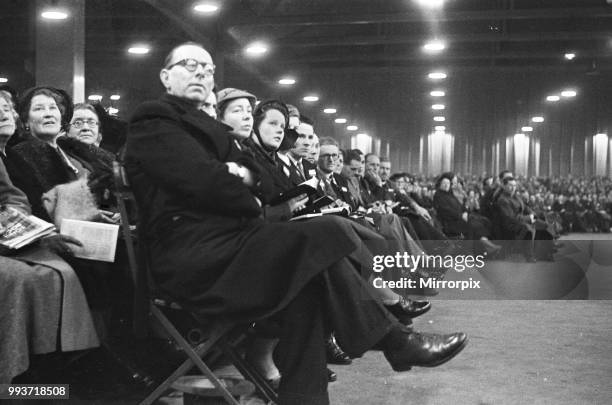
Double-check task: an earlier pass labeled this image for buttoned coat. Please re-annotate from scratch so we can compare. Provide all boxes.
[125,94,359,322]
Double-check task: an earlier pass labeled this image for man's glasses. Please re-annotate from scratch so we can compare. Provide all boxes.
[71,119,99,128]
[320,153,339,160]
[166,58,215,77]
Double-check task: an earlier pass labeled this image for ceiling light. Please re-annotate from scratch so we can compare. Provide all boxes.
[428,72,447,80]
[245,42,268,56]
[432,104,445,110]
[521,126,533,132]
[108,107,119,115]
[88,95,103,101]
[278,77,296,85]
[356,133,369,137]
[433,116,445,122]
[335,118,347,124]
[347,125,358,131]
[415,0,444,8]
[303,95,319,102]
[564,52,576,60]
[0,77,7,83]
[546,95,560,102]
[423,40,446,53]
[323,108,337,114]
[595,133,608,139]
[193,3,219,13]
[41,9,69,20]
[531,116,544,123]
[434,126,446,131]
[561,90,577,97]
[514,133,526,139]
[430,90,445,97]
[128,45,150,55]
[110,95,121,101]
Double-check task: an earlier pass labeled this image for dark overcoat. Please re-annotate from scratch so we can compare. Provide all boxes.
[433,189,469,236]
[6,136,114,221]
[494,192,532,240]
[433,189,492,239]
[124,94,360,322]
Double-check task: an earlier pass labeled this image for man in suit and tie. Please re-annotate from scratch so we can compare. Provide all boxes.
[316,137,356,209]
[279,117,318,185]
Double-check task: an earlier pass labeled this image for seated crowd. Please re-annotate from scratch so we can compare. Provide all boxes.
[0,41,602,402]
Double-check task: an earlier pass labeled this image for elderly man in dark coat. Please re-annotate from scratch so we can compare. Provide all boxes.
[124,42,467,405]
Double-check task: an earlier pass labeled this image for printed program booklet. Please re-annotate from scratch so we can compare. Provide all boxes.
[0,206,56,249]
[60,219,119,262]
[269,177,320,205]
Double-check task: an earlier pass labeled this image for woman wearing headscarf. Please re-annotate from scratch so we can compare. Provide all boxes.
[215,89,436,377]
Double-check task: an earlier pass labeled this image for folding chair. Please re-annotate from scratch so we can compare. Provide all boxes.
[112,161,278,405]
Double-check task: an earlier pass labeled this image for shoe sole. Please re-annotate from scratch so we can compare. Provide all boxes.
[390,337,469,372]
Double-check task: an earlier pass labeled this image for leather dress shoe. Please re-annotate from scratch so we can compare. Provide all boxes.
[383,328,468,372]
[327,368,337,382]
[385,296,431,324]
[326,334,352,365]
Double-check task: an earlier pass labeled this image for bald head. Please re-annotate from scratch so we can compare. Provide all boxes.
[159,43,215,104]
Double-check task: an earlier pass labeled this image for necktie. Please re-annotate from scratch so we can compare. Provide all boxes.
[292,160,305,181]
[323,176,337,199]
[297,161,305,179]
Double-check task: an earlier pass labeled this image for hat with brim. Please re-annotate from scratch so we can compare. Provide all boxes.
[216,88,256,105]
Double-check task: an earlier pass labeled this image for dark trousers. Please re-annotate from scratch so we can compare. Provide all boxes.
[275,257,397,405]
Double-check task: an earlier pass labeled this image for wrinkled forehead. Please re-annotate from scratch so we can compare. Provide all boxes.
[72,108,98,119]
[320,144,338,154]
[170,45,213,65]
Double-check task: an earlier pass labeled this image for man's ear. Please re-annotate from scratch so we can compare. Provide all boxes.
[159,69,170,89]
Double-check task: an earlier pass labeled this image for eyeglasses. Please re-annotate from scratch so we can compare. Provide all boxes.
[320,153,339,160]
[166,58,215,77]
[71,119,99,128]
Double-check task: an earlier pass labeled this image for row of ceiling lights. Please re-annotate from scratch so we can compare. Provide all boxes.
[513,88,579,138]
[276,77,363,135]
[38,2,370,137]
[30,0,598,139]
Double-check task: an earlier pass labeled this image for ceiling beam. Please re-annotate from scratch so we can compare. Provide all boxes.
[269,32,612,48]
[272,51,612,66]
[278,64,612,74]
[227,7,612,28]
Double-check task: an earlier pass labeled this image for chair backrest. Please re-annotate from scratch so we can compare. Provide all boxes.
[113,160,149,338]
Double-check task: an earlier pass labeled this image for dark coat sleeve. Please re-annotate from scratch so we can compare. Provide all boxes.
[433,191,464,221]
[2,151,51,221]
[496,195,528,236]
[0,158,31,214]
[126,101,261,217]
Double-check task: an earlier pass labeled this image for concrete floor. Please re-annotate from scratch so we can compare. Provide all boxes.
[329,300,612,405]
[329,235,612,405]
